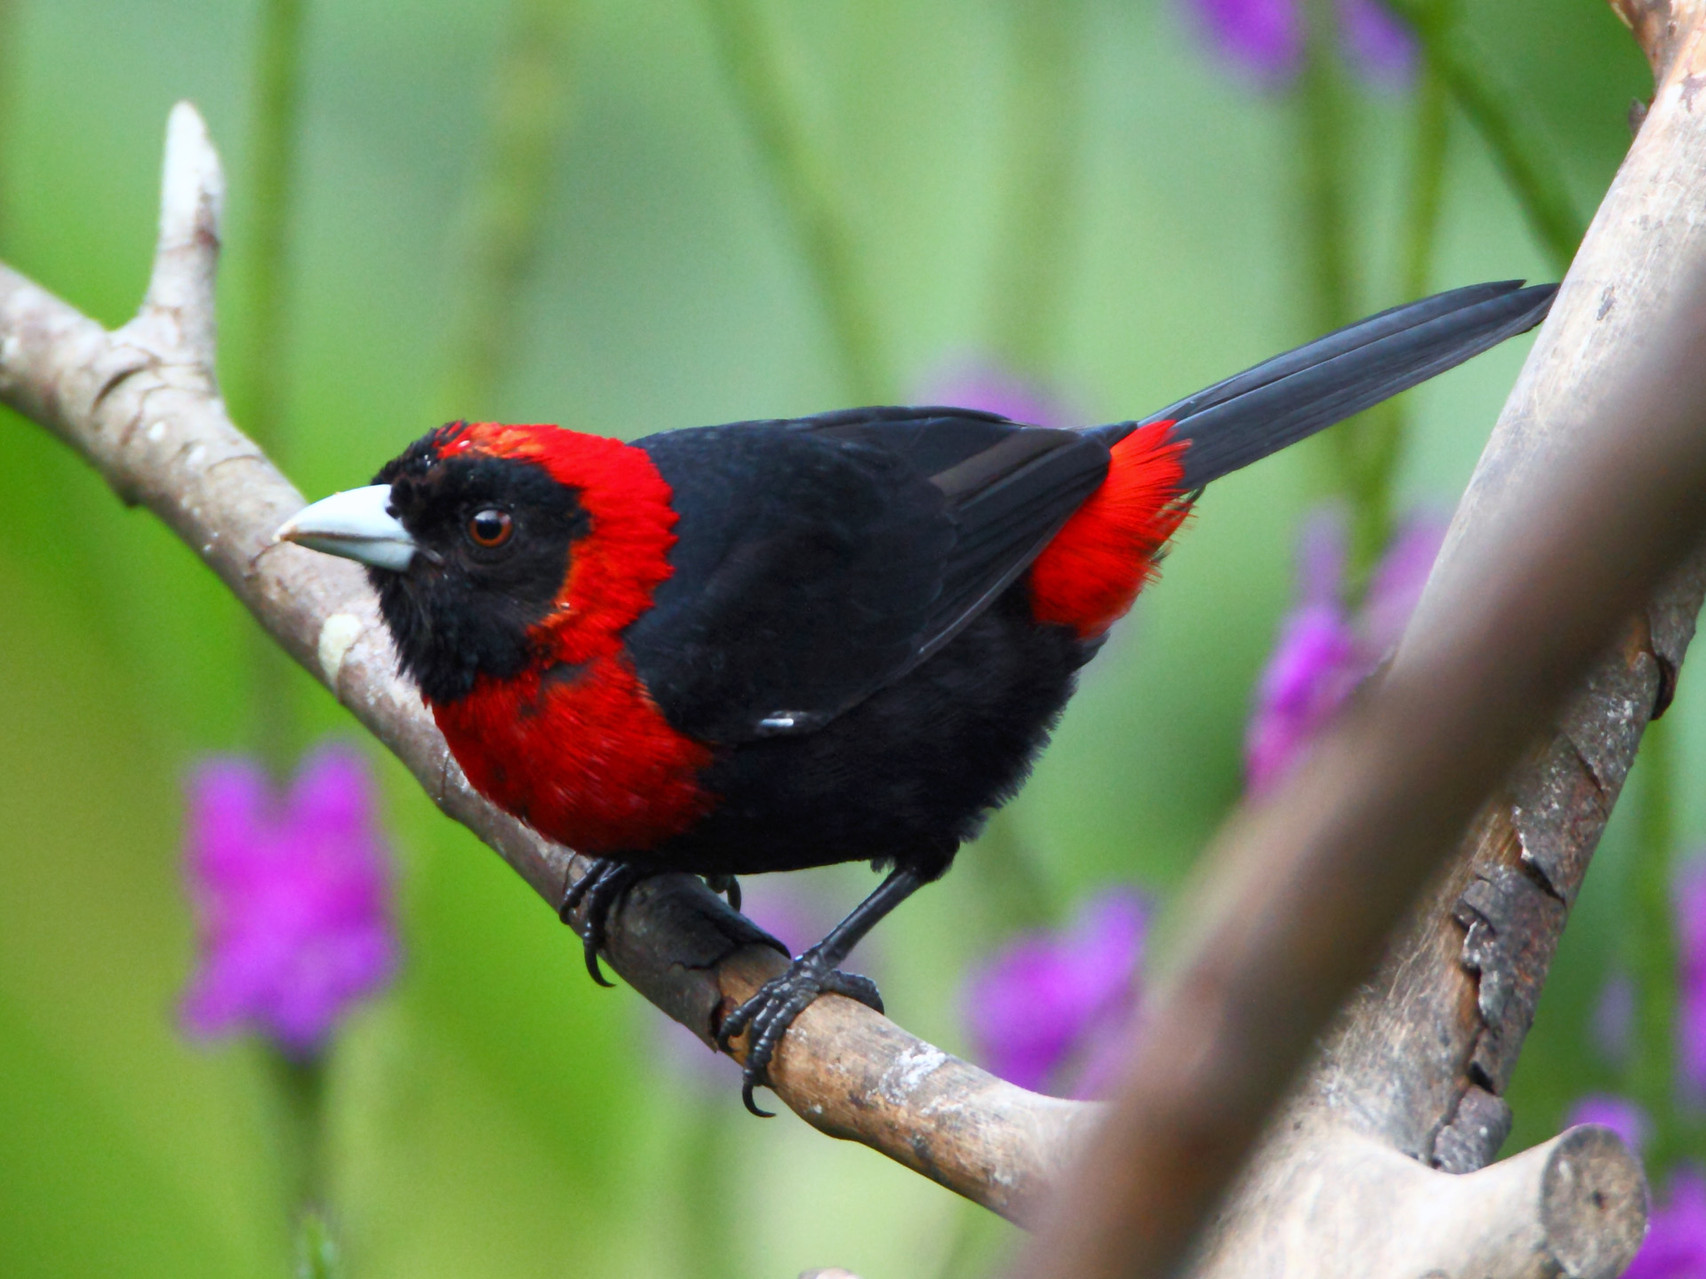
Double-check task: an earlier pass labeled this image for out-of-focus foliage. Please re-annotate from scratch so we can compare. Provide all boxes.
[960,887,1147,1097]
[1243,508,1444,794]
[0,2,1686,1277]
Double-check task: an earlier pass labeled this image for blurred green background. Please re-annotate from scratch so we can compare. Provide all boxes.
[0,1,1693,1276]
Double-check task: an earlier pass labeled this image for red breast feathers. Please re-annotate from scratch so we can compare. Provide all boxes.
[426,423,715,854]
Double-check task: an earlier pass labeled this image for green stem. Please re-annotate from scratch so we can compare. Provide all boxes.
[1340,16,1454,580]
[436,0,583,421]
[1381,0,1582,275]
[972,810,1058,931]
[1300,0,1390,573]
[240,0,309,769]
[295,1210,341,1279]
[989,0,1081,377]
[1398,46,1451,306]
[677,1100,740,1279]
[698,0,888,401]
[1299,0,1354,340]
[243,0,307,463]
[0,0,13,247]
[265,1051,341,1278]
[1627,715,1681,1175]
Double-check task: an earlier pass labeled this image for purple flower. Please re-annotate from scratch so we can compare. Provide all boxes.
[738,873,852,960]
[1626,1166,1706,1279]
[1193,0,1302,82]
[1245,509,1444,793]
[1339,0,1418,86]
[181,743,400,1057]
[1245,600,1360,792]
[962,889,1148,1097]
[1188,0,1416,89]
[1563,1094,1649,1152]
[917,360,1068,428]
[1359,515,1446,655]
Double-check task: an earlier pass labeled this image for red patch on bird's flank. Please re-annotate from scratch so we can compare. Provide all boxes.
[424,422,716,852]
[1028,421,1190,638]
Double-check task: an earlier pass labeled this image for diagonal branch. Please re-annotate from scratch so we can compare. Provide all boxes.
[0,69,1685,1278]
[0,100,1087,1223]
[1014,6,1706,1276]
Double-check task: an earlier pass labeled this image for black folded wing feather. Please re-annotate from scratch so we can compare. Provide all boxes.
[626,409,1109,742]
[622,282,1556,744]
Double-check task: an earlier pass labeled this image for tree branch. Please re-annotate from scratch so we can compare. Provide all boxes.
[0,100,1086,1223]
[0,64,1686,1277]
[1015,6,1706,1274]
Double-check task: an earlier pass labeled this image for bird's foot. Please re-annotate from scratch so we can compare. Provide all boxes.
[716,949,884,1117]
[558,859,651,987]
[704,874,741,912]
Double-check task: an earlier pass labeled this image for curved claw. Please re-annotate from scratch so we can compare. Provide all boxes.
[740,1078,775,1119]
[717,954,884,1116]
[558,859,649,988]
[582,933,614,988]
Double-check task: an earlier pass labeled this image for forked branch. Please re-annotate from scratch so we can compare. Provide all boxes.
[0,42,1689,1270]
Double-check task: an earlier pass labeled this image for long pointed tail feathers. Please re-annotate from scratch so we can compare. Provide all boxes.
[1086,280,1557,491]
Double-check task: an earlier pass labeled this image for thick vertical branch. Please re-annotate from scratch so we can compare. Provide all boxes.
[1014,8,1706,1277]
[0,22,1693,1263]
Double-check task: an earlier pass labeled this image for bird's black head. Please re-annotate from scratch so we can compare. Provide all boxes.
[280,423,588,703]
[368,426,590,703]
[280,420,683,705]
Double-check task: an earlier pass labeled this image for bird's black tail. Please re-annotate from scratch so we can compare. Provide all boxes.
[1085,280,1556,491]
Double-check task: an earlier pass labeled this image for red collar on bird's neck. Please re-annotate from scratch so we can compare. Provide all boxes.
[431,421,679,668]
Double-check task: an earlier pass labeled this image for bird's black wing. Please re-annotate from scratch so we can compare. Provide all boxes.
[625,407,1109,742]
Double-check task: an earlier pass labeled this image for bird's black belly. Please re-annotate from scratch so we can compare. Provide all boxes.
[630,585,1087,880]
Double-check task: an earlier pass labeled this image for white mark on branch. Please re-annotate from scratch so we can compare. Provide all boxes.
[880,1044,948,1103]
[115,377,172,452]
[318,612,364,691]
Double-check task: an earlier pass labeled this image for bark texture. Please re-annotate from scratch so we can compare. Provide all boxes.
[0,21,1693,1265]
[1015,5,1706,1275]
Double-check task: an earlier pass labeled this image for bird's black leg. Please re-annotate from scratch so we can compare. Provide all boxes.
[558,858,652,987]
[716,866,926,1116]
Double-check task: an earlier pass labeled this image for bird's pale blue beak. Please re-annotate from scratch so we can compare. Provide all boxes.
[276,485,417,572]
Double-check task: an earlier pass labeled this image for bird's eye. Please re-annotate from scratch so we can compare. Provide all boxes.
[466,508,513,548]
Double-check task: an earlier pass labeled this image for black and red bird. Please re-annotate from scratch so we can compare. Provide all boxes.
[280,279,1553,1111]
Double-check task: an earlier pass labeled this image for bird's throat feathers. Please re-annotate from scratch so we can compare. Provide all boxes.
[417,423,714,852]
